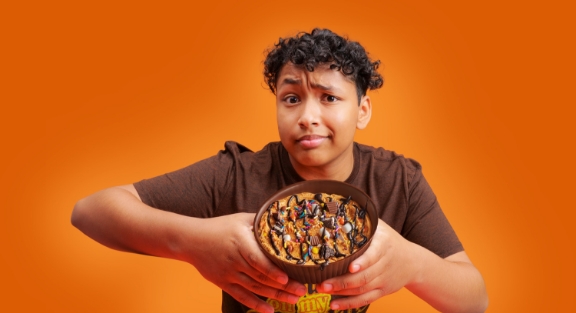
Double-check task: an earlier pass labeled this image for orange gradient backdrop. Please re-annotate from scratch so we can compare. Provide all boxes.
[1,1,574,312]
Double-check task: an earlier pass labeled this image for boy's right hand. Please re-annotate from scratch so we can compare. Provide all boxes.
[72,186,305,313]
[184,212,306,313]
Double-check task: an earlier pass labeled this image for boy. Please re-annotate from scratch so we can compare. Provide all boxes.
[72,28,488,313]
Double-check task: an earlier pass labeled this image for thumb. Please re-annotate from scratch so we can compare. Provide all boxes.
[349,218,387,273]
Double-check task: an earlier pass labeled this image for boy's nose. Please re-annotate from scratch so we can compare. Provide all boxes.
[298,100,321,129]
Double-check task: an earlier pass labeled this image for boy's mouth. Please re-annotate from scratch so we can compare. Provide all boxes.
[296,135,327,149]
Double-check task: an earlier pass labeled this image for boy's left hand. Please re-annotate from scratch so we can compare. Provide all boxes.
[316,219,419,310]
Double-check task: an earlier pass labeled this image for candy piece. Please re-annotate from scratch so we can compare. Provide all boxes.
[320,244,336,260]
[319,227,331,239]
[322,216,336,229]
[312,246,319,254]
[342,222,353,234]
[274,212,286,223]
[283,234,291,242]
[308,235,321,246]
[273,225,283,235]
[312,203,321,216]
[326,201,338,214]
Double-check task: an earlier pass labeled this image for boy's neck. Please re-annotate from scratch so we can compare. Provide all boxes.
[288,146,355,182]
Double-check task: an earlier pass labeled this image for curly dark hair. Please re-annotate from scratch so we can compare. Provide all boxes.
[263,28,384,103]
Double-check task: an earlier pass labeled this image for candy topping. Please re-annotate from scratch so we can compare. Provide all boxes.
[326,201,338,214]
[259,192,370,266]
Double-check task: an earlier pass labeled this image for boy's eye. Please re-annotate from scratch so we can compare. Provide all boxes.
[325,95,338,102]
[285,96,299,104]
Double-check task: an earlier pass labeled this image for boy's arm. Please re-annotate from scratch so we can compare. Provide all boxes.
[316,219,488,313]
[71,185,306,313]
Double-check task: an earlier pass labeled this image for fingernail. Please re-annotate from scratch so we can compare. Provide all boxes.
[296,286,307,296]
[288,295,300,304]
[263,305,274,313]
[322,283,333,291]
[277,275,288,284]
[351,264,360,273]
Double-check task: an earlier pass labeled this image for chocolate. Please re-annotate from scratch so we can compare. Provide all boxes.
[319,227,331,239]
[257,191,371,266]
[269,231,280,255]
[320,244,335,260]
[272,212,279,220]
[358,206,367,219]
[356,233,368,247]
[308,235,321,246]
[283,236,299,261]
[254,181,378,284]
[311,204,321,216]
[326,201,338,214]
[341,195,352,204]
[322,216,336,229]
[287,194,300,207]
[333,242,346,258]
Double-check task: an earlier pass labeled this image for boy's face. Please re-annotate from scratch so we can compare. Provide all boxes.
[276,62,371,179]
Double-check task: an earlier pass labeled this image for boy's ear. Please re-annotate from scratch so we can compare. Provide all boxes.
[356,95,372,130]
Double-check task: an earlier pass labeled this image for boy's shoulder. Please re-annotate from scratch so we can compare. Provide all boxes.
[354,142,422,170]
[219,141,282,159]
[216,141,286,172]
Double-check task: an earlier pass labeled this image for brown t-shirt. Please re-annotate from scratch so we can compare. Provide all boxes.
[134,141,463,312]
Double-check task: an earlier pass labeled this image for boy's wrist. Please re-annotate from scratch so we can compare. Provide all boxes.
[403,241,428,289]
[167,215,209,264]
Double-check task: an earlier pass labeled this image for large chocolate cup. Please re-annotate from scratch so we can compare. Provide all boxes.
[253,180,378,284]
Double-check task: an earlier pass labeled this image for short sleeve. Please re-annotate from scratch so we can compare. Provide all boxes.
[133,141,245,218]
[401,162,464,258]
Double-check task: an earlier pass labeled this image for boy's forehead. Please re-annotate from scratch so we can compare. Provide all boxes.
[277,62,354,90]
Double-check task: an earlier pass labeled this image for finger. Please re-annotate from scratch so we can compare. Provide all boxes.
[329,288,386,311]
[316,267,377,294]
[345,218,391,277]
[236,226,306,296]
[234,272,302,304]
[239,250,306,297]
[225,283,275,313]
[281,279,308,297]
[241,248,288,284]
[236,213,292,285]
[317,220,389,294]
[239,236,308,294]
[233,213,306,298]
[349,219,389,273]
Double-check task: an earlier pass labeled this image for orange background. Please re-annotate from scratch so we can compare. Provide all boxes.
[1,0,574,312]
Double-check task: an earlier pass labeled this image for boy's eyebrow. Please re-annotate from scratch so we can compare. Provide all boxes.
[280,78,335,91]
[311,82,333,91]
[281,78,302,86]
